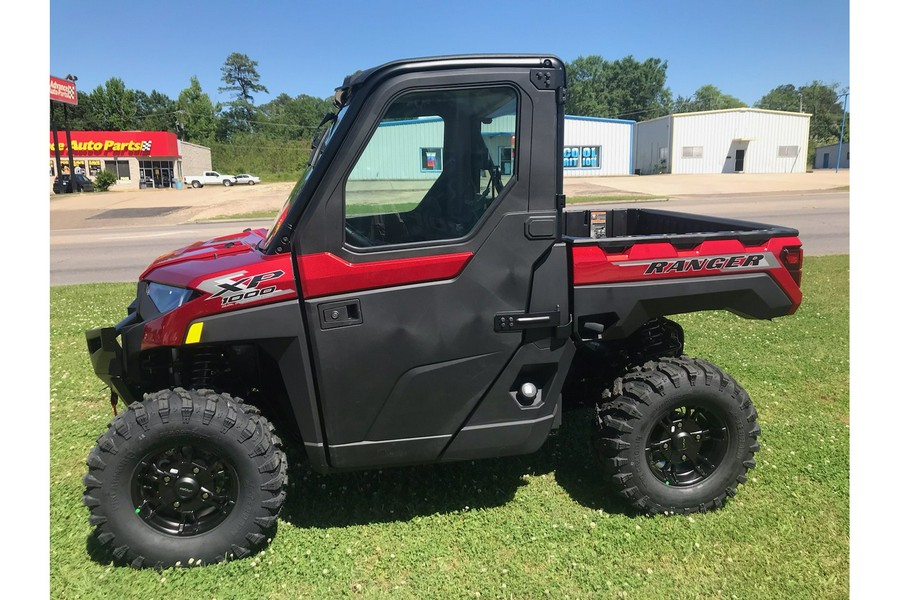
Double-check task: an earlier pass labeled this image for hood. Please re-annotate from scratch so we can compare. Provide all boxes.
[136,227,299,349]
[140,228,274,288]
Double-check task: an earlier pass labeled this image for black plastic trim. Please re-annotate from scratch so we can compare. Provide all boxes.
[573,273,794,340]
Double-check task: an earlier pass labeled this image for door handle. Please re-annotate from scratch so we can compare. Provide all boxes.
[494,309,561,332]
[319,299,362,329]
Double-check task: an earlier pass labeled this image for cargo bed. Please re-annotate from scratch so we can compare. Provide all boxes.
[564,208,799,250]
[563,208,803,340]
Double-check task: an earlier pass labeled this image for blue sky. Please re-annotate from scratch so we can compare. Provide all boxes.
[49,0,849,110]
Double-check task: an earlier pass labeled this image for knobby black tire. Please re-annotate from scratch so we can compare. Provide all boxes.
[594,356,760,515]
[83,388,287,568]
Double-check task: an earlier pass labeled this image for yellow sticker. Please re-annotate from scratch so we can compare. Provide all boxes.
[185,322,203,344]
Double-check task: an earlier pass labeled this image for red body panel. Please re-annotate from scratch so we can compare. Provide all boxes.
[571,236,803,311]
[139,224,801,350]
[140,230,297,349]
[140,229,474,349]
[296,252,474,299]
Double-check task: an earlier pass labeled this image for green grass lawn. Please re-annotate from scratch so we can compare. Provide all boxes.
[50,256,849,599]
[205,210,280,221]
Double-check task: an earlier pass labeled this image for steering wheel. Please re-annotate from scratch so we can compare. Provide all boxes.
[344,223,373,247]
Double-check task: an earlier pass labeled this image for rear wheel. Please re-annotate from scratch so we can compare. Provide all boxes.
[594,356,759,515]
[191,180,201,188]
[83,388,287,568]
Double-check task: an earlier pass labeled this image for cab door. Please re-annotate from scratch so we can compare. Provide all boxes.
[294,66,567,469]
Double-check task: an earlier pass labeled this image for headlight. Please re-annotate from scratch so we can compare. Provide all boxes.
[146,283,196,315]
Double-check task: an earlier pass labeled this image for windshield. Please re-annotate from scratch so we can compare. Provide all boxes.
[260,105,349,250]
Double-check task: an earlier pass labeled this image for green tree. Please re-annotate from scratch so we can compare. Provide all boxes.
[257,93,331,140]
[754,84,803,112]
[135,90,175,132]
[176,76,218,142]
[566,55,610,117]
[49,92,94,131]
[603,56,672,120]
[565,55,672,121]
[218,52,269,135]
[756,81,848,144]
[219,52,269,103]
[88,77,138,130]
[673,84,747,113]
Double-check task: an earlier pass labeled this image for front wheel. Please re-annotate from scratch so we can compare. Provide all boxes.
[248,180,255,185]
[223,179,233,187]
[594,356,759,515]
[83,388,287,568]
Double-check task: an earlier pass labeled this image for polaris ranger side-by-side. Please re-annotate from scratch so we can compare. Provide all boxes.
[83,55,803,568]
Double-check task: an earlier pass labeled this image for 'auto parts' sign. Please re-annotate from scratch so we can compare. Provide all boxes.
[48,131,180,157]
[50,76,78,105]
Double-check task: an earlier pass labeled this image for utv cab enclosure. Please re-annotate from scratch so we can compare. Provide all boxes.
[83,54,803,568]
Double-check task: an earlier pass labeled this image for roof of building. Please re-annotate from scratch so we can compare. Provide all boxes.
[815,141,850,151]
[637,107,811,125]
[565,115,636,125]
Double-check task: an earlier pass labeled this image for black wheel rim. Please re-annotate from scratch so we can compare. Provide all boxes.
[645,404,729,486]
[131,443,238,536]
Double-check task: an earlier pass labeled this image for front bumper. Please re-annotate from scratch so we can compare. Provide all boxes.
[85,326,140,404]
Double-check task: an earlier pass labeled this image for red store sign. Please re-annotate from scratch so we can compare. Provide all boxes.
[50,76,78,105]
[48,131,180,157]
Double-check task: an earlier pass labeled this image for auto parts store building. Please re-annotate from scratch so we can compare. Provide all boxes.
[49,131,212,189]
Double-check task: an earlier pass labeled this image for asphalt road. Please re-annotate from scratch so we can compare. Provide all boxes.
[50,190,848,286]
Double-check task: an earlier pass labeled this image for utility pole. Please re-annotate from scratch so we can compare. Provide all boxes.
[63,74,78,192]
[51,102,63,179]
[836,91,848,172]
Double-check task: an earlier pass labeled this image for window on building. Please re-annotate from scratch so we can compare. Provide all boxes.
[581,146,601,168]
[563,146,602,169]
[139,160,175,188]
[778,145,799,158]
[563,147,580,168]
[104,160,131,179]
[420,148,443,172]
[344,86,518,248]
[499,146,514,175]
[682,146,703,159]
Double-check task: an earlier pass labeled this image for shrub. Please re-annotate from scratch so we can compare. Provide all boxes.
[94,170,118,192]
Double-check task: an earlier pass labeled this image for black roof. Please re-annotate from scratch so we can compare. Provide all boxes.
[334,54,563,107]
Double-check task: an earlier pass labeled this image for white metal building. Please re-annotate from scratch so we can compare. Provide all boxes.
[349,115,635,181]
[349,115,517,182]
[563,116,634,177]
[633,108,811,175]
[814,142,849,170]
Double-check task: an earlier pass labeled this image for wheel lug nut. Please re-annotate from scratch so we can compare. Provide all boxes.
[681,455,688,461]
[202,493,208,499]
[193,467,200,474]
[663,443,668,449]
[173,501,180,508]
[164,476,170,483]
[696,435,701,441]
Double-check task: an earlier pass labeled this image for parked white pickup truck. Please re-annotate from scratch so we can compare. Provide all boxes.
[184,171,236,188]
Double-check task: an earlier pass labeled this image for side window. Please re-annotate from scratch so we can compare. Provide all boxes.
[344,87,517,248]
